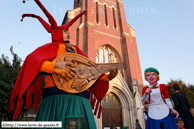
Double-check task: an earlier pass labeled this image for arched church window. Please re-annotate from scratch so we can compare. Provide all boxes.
[96,45,120,63]
[102,93,121,108]
[99,48,104,63]
[96,55,99,63]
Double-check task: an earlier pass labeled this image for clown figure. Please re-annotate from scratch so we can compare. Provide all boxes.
[141,67,179,129]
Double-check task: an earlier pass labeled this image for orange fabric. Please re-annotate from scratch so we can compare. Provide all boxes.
[57,44,67,56]
[99,74,109,81]
[40,61,56,73]
[40,44,77,88]
[43,75,55,88]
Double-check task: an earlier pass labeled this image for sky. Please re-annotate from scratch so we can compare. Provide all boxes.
[0,0,194,86]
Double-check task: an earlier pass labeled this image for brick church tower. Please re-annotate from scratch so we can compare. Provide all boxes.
[63,0,143,93]
[63,0,144,128]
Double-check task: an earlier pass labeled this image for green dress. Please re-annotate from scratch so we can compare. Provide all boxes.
[35,83,96,129]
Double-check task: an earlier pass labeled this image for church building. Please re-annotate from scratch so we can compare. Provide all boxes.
[62,0,145,128]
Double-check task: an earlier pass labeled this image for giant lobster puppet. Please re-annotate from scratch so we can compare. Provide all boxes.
[8,0,109,120]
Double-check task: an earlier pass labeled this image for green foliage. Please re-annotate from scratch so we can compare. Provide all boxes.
[0,46,28,121]
[186,84,194,108]
[166,79,194,108]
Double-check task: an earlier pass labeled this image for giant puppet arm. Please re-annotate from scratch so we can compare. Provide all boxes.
[53,62,76,82]
[141,87,150,102]
[41,60,113,81]
[39,43,117,84]
[40,59,114,82]
[53,62,114,82]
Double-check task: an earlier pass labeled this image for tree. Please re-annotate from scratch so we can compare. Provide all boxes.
[186,84,194,108]
[166,79,194,108]
[0,46,28,121]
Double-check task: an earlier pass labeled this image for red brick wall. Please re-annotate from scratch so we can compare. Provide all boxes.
[68,0,143,92]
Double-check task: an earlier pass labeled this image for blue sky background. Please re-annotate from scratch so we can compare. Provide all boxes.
[0,0,194,86]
